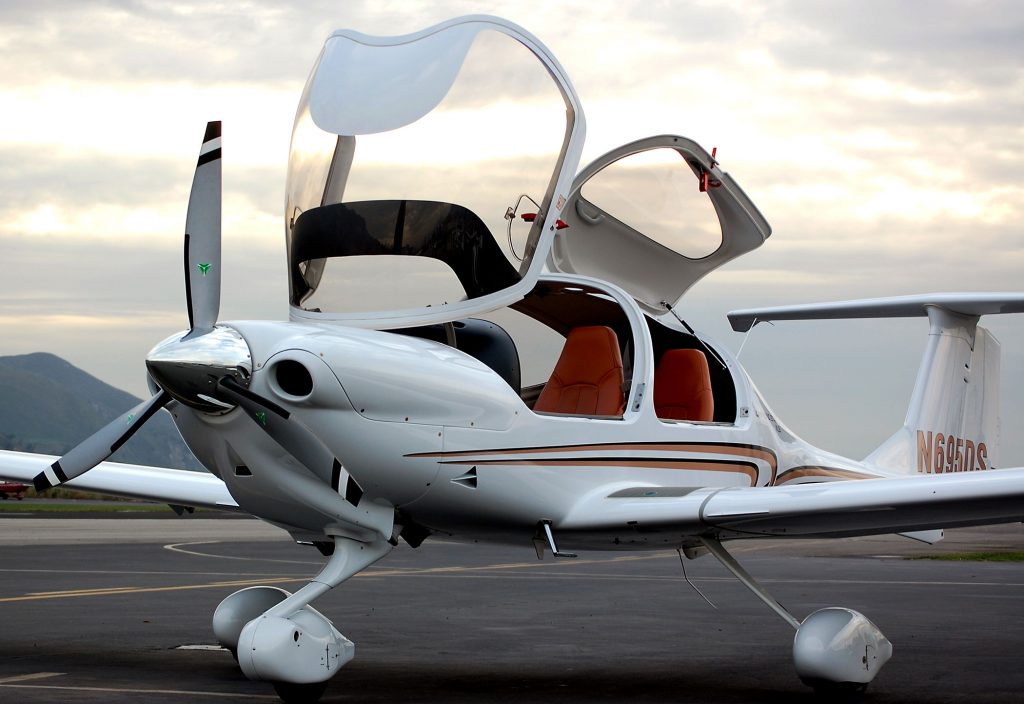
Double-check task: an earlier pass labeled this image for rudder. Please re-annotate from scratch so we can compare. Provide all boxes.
[866,306,1000,474]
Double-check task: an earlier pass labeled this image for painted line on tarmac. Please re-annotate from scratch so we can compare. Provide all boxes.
[0,672,64,684]
[0,568,302,577]
[0,683,278,699]
[0,576,305,603]
[6,544,1021,604]
[164,540,321,566]
[166,539,677,572]
[165,540,1024,585]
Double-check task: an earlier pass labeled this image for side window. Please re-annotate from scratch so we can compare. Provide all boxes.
[498,282,639,419]
[649,318,737,424]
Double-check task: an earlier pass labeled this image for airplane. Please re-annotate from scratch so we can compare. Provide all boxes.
[0,482,28,500]
[2,14,1024,703]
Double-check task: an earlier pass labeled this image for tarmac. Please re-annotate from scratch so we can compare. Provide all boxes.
[0,510,1021,703]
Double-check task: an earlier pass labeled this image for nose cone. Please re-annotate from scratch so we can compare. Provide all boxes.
[146,326,252,412]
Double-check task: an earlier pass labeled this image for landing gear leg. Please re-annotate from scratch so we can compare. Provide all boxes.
[698,536,891,691]
[227,534,392,702]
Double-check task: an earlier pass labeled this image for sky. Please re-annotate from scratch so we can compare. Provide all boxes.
[1,0,1023,462]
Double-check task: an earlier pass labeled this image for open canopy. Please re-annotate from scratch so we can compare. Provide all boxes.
[285,16,586,327]
[551,136,771,315]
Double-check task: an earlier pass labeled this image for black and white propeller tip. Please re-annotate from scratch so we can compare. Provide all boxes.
[32,390,171,491]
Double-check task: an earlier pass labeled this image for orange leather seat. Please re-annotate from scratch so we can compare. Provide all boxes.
[654,349,714,422]
[534,326,625,416]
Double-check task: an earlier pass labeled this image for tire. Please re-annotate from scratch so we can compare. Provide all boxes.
[272,680,329,703]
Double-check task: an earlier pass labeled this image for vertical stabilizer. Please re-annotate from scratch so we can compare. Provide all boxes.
[866,306,1000,474]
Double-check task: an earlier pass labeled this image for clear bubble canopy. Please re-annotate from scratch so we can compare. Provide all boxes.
[285,16,585,327]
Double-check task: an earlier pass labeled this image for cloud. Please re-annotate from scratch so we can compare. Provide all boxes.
[1,1,1022,463]
[767,0,1024,88]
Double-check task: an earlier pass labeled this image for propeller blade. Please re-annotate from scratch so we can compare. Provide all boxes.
[214,377,364,506]
[184,120,222,336]
[32,390,171,491]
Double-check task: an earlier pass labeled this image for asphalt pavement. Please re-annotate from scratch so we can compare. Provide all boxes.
[0,516,1021,703]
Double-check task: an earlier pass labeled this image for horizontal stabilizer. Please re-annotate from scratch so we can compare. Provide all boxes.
[729,293,1024,332]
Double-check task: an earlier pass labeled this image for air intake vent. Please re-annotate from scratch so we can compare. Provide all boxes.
[274,359,313,397]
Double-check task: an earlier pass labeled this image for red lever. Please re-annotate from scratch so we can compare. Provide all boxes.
[699,147,721,193]
[521,213,569,229]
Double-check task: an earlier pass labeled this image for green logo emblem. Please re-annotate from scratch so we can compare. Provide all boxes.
[126,413,135,425]
[197,262,212,276]
[255,411,267,427]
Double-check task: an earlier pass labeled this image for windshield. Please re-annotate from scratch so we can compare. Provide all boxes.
[286,20,576,319]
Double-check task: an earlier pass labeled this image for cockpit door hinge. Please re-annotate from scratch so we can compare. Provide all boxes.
[631,382,646,413]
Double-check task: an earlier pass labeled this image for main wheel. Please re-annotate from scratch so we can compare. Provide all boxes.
[803,679,868,699]
[272,680,328,703]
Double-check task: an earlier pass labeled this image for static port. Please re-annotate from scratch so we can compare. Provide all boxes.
[275,360,313,397]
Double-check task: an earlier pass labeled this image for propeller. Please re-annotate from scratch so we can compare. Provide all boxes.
[33,121,380,534]
[33,391,171,491]
[33,121,224,492]
[184,121,222,336]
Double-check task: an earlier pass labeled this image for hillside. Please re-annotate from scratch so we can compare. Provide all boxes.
[0,352,204,470]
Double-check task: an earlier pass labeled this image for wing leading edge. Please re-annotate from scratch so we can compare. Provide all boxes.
[561,469,1024,540]
[0,450,239,511]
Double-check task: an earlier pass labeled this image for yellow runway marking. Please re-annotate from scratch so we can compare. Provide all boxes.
[0,672,64,684]
[0,546,676,603]
[358,551,676,579]
[0,577,304,603]
[0,683,279,699]
[3,542,1023,603]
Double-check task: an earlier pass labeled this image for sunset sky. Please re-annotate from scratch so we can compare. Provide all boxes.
[2,1,1022,461]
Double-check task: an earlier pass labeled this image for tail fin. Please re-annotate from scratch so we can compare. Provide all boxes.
[866,307,1000,474]
[728,293,1024,475]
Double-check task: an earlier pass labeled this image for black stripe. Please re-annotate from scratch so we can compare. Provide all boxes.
[110,391,170,454]
[218,377,290,419]
[409,441,777,462]
[345,476,363,506]
[330,459,342,492]
[33,472,53,492]
[440,456,760,470]
[203,121,221,142]
[183,234,194,330]
[51,461,68,483]
[197,148,221,167]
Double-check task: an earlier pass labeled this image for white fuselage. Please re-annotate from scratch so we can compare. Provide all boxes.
[169,279,876,550]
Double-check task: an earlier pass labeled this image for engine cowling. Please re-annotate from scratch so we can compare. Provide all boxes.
[237,609,354,684]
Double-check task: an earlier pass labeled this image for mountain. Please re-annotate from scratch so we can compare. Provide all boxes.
[0,352,204,471]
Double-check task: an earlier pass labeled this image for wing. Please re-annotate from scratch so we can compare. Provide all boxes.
[0,450,239,511]
[561,469,1024,540]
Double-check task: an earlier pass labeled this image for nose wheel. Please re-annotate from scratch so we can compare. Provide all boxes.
[272,680,329,703]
